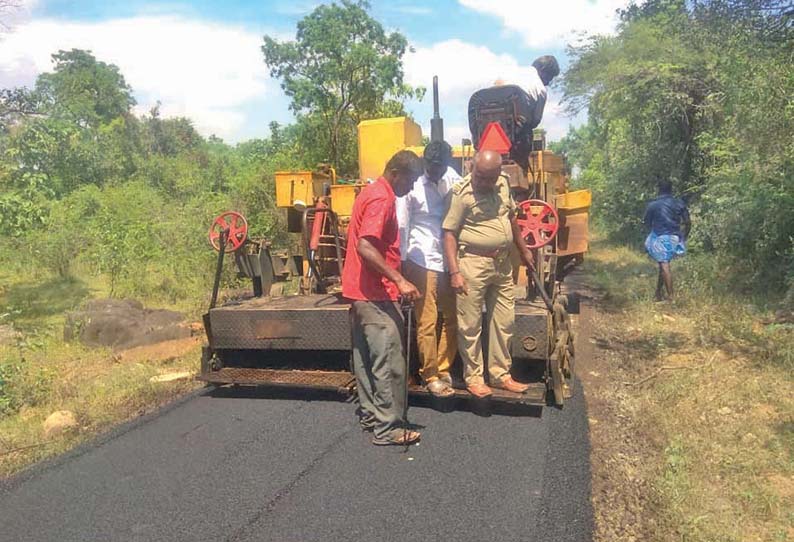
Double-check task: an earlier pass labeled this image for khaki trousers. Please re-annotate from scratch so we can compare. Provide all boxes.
[350,300,406,440]
[456,252,515,386]
[403,260,457,384]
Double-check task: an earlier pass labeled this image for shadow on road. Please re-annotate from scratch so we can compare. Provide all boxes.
[205,384,544,418]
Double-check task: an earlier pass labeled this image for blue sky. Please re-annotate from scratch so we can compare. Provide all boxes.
[0,0,632,144]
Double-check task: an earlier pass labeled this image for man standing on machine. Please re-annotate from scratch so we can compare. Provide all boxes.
[342,150,423,446]
[472,55,560,173]
[524,55,560,131]
[442,150,535,398]
[396,141,462,398]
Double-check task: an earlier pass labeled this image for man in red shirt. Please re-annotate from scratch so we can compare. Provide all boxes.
[342,150,423,446]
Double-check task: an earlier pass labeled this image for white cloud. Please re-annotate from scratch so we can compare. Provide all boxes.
[404,39,537,100]
[0,15,273,140]
[404,39,577,140]
[459,0,633,48]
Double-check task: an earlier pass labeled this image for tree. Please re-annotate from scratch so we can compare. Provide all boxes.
[0,88,40,133]
[561,0,794,296]
[262,0,423,174]
[35,49,135,128]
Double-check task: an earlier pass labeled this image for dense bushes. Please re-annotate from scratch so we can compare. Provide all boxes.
[559,0,794,302]
[0,50,305,307]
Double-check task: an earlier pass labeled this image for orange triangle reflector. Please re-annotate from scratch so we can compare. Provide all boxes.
[478,122,512,154]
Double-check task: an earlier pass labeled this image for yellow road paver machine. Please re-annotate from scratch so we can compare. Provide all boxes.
[199,78,591,407]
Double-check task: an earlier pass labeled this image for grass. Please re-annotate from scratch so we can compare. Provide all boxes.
[0,269,203,478]
[583,238,794,542]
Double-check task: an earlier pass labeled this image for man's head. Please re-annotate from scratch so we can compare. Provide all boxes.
[383,150,424,197]
[423,140,453,183]
[532,55,560,86]
[658,178,673,195]
[471,150,503,193]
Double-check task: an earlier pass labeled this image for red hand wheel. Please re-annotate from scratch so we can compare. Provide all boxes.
[208,211,248,252]
[516,199,559,249]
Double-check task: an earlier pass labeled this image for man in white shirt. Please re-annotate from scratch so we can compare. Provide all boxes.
[396,141,462,397]
[524,55,559,130]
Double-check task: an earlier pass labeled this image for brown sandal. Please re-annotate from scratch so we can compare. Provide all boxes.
[466,382,493,398]
[492,376,529,394]
[372,430,421,446]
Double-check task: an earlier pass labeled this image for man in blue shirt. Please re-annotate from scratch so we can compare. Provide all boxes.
[643,179,691,301]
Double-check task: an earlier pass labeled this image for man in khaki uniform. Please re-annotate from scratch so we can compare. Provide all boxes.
[442,150,535,398]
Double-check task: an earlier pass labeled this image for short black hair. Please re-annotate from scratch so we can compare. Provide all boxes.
[658,179,673,194]
[423,140,452,166]
[384,149,423,177]
[532,55,560,81]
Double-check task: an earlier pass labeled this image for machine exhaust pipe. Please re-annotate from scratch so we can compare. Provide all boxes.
[430,75,444,142]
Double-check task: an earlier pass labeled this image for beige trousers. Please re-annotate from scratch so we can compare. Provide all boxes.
[403,260,458,384]
[455,252,515,386]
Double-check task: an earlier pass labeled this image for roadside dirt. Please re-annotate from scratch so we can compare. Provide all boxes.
[570,276,668,542]
[115,335,203,364]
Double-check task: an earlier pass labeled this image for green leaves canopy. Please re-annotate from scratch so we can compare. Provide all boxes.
[559,0,794,299]
[262,0,423,174]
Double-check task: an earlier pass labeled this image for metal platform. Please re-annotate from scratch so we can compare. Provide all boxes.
[198,367,356,392]
[208,294,351,351]
[199,367,547,406]
[209,292,551,361]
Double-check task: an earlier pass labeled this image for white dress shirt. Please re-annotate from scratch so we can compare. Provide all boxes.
[524,66,548,127]
[396,166,462,273]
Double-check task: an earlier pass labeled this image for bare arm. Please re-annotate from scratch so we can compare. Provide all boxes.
[357,236,420,301]
[510,217,535,269]
[443,230,468,295]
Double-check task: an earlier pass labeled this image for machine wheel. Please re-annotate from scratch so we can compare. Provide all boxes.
[517,199,560,249]
[548,350,565,406]
[547,299,576,406]
[209,211,248,252]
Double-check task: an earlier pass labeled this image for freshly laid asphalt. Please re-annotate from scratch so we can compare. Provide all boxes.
[0,381,593,542]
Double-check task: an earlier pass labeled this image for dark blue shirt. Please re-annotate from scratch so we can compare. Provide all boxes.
[644,195,690,237]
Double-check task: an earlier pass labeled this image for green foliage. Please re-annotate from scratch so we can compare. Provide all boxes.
[36,49,135,128]
[560,0,794,300]
[0,48,291,306]
[262,0,424,174]
[0,355,53,416]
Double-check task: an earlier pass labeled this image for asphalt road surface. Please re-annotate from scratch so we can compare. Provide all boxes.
[1,380,593,542]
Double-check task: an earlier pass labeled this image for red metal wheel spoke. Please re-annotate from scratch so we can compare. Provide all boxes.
[208,211,248,252]
[517,199,559,249]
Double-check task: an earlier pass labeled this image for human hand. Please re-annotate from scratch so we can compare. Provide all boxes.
[450,271,468,295]
[396,277,421,302]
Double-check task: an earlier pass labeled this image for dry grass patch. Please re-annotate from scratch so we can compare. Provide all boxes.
[583,239,794,542]
[0,273,204,478]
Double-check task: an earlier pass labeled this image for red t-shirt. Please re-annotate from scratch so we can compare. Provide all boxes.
[341,178,401,301]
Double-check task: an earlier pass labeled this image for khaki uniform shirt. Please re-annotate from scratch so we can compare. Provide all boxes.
[442,174,515,252]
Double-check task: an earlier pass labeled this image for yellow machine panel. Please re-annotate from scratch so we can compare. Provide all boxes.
[275,171,329,208]
[358,117,422,182]
[555,189,592,211]
[555,190,592,256]
[329,184,366,218]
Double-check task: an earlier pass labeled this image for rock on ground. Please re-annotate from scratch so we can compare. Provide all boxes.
[64,299,191,350]
[43,410,78,438]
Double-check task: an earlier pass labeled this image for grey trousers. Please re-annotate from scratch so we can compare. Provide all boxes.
[350,300,406,440]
